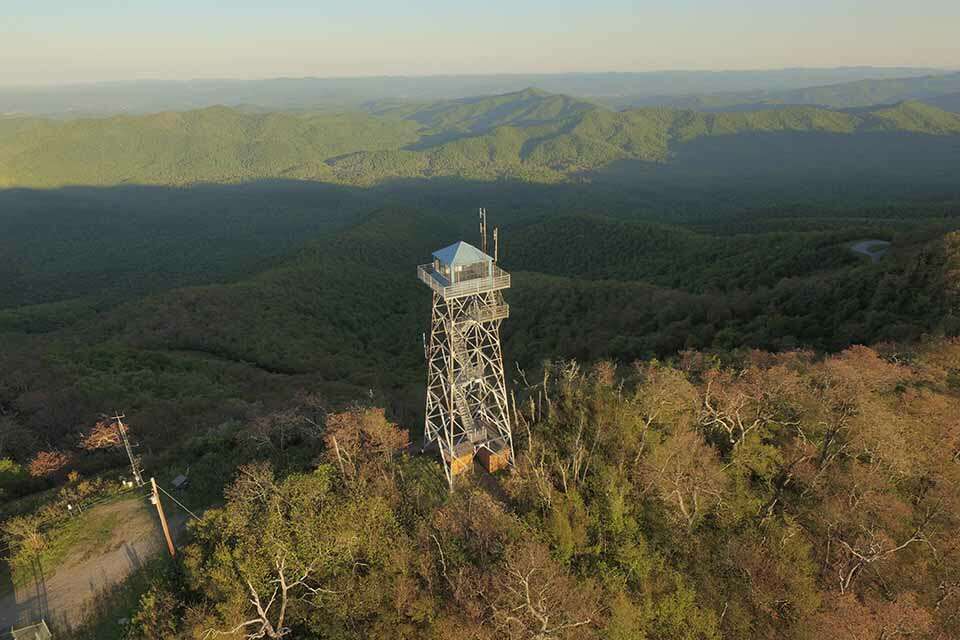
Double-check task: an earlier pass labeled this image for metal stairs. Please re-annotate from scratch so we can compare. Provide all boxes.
[449,321,483,442]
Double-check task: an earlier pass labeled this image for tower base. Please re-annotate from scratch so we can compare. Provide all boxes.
[443,442,476,477]
[477,439,511,474]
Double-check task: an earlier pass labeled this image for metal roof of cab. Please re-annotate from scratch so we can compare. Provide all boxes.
[432,241,492,267]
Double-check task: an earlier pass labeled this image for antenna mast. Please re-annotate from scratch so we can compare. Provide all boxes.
[112,411,144,487]
[479,208,488,253]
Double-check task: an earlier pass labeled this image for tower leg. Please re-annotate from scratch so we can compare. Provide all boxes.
[424,293,456,489]
[423,290,514,489]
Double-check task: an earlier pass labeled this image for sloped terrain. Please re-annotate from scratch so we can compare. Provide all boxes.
[628,71,960,111]
[2,90,960,188]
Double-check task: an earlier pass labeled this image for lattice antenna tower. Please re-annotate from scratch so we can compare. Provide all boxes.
[112,411,144,487]
[417,209,514,490]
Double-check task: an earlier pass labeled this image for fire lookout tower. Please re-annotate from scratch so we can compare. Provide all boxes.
[418,223,514,489]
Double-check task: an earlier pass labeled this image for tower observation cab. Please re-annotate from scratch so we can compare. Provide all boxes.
[418,237,514,489]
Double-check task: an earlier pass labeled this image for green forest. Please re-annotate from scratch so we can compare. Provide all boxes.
[625,71,960,111]
[1,87,960,639]
[2,90,960,188]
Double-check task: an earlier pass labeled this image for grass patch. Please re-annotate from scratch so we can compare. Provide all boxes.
[9,495,143,588]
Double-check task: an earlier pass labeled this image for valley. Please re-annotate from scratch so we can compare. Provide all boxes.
[1,82,959,640]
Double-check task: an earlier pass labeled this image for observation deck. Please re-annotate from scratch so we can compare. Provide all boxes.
[417,240,510,300]
[417,262,510,299]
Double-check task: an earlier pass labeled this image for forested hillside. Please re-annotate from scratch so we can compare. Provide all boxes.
[1,67,945,116]
[46,343,960,640]
[2,85,960,639]
[2,206,958,469]
[625,71,960,111]
[2,91,960,187]
[927,92,960,113]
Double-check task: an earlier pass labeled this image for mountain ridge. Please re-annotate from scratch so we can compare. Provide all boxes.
[3,67,951,116]
[622,71,960,111]
[1,90,959,188]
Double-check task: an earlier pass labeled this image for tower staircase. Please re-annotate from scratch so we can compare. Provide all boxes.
[449,320,484,441]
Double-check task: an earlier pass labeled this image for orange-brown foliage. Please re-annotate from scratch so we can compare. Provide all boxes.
[27,450,71,477]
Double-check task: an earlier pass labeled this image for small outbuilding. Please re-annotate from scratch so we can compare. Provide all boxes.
[11,620,52,640]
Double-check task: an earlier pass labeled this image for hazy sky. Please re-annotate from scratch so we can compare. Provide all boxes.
[2,0,958,86]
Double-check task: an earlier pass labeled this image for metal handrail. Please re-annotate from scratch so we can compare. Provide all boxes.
[418,264,510,299]
[468,304,510,323]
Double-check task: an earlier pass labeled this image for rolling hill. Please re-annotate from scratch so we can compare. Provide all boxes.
[2,90,960,188]
[626,71,960,111]
[367,88,594,136]
[1,67,947,116]
[926,91,960,112]
[4,70,960,640]
[3,203,957,454]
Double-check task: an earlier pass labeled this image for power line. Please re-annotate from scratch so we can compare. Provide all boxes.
[156,484,201,520]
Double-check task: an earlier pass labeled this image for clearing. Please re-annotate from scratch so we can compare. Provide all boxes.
[0,494,185,630]
[849,238,891,262]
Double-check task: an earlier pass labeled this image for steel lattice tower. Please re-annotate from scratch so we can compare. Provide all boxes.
[418,228,513,489]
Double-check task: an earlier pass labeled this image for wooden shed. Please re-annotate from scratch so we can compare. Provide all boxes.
[477,440,511,474]
[12,620,52,640]
[446,442,476,476]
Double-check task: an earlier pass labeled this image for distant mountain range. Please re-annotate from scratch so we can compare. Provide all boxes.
[622,72,960,111]
[926,92,960,112]
[1,67,954,116]
[2,89,959,189]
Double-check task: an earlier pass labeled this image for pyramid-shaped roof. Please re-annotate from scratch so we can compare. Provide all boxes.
[432,241,492,267]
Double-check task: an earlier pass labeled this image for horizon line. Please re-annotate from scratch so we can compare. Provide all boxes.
[2,65,958,92]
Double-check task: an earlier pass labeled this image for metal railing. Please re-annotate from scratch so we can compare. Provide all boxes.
[468,303,510,323]
[418,264,510,299]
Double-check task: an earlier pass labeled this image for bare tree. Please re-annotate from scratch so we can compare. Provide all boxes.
[642,426,726,530]
[80,419,123,450]
[27,449,71,477]
[207,554,335,640]
[698,367,799,451]
[488,542,597,640]
[322,407,408,487]
[830,504,940,594]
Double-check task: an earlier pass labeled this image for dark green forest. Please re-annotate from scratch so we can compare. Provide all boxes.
[1,88,960,639]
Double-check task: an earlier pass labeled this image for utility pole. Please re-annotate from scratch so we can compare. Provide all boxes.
[150,477,176,558]
[112,411,144,487]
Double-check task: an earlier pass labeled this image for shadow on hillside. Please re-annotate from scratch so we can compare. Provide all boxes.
[1,154,957,486]
[2,128,959,310]
[594,130,960,191]
[0,177,643,308]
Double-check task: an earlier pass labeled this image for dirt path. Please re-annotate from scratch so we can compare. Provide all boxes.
[0,496,187,631]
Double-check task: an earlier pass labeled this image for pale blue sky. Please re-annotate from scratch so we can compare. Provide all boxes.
[2,0,957,86]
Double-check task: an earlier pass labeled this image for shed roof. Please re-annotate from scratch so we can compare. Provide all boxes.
[432,241,492,267]
[12,621,52,640]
